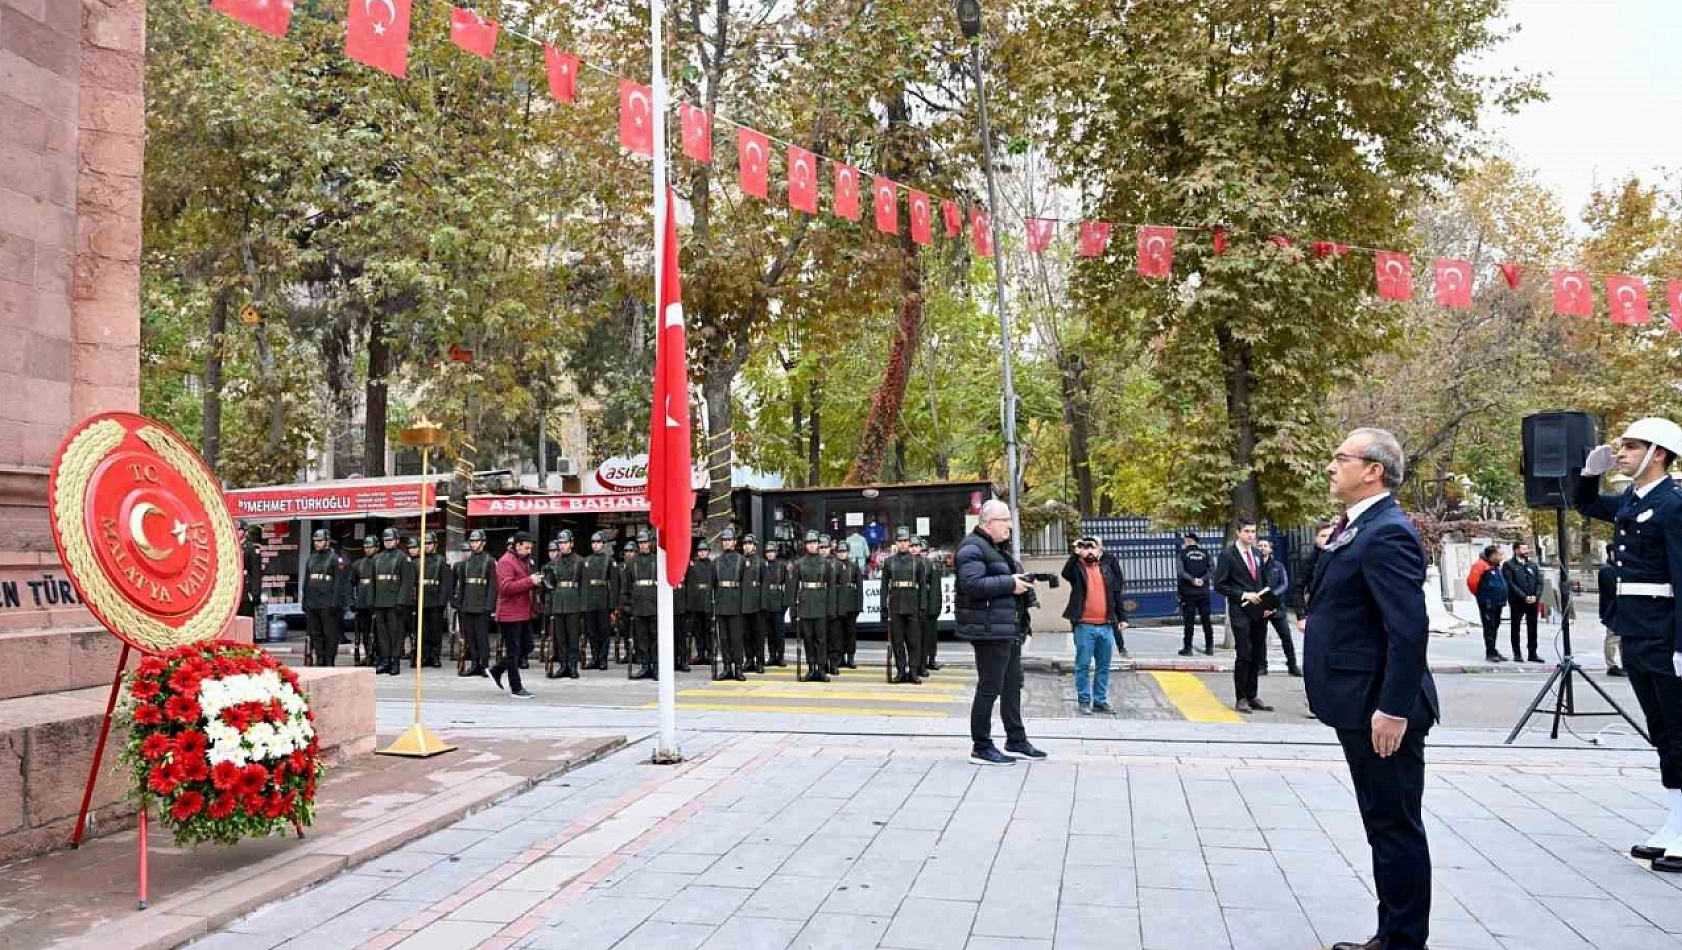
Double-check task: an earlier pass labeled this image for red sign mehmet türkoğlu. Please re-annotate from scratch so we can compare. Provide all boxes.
[47,412,242,655]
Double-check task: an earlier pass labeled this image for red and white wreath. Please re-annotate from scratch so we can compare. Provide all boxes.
[122,643,322,846]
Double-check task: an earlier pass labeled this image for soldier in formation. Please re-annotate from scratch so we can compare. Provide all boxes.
[301,529,350,666]
[712,529,750,681]
[542,531,584,678]
[354,535,378,666]
[760,540,789,667]
[370,528,415,675]
[415,532,452,668]
[454,528,497,677]
[682,540,715,671]
[793,530,831,682]
[624,531,659,680]
[832,536,863,669]
[915,537,944,676]
[740,533,766,673]
[617,539,637,665]
[582,530,616,670]
[883,527,926,683]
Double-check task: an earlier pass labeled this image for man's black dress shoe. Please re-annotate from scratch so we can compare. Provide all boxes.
[1328,937,1382,950]
[1632,844,1668,860]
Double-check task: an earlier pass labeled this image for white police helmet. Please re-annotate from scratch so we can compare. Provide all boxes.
[1620,418,1682,460]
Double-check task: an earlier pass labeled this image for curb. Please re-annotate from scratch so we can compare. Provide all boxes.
[61,735,631,950]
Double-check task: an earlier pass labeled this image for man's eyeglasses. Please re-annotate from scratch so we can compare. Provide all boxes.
[1332,452,1377,466]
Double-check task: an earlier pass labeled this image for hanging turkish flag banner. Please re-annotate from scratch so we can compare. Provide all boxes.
[1552,269,1593,317]
[872,178,898,235]
[1313,241,1348,259]
[1499,263,1521,290]
[619,80,654,157]
[737,128,769,199]
[1211,226,1228,255]
[211,0,293,37]
[1606,275,1650,326]
[787,147,818,213]
[1026,218,1057,254]
[346,0,413,78]
[909,190,932,246]
[943,200,962,238]
[1136,226,1175,279]
[1077,221,1111,258]
[833,164,860,221]
[680,104,712,162]
[543,45,577,102]
[1374,251,1413,302]
[1433,258,1473,309]
[1669,281,1682,332]
[971,209,993,258]
[648,187,693,580]
[449,7,499,60]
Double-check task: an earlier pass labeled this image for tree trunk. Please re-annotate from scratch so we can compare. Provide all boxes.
[320,314,361,478]
[1056,351,1095,512]
[790,386,806,487]
[924,344,949,480]
[847,231,923,485]
[364,305,390,478]
[1216,324,1261,528]
[891,436,908,483]
[255,321,284,461]
[201,286,233,474]
[807,380,822,486]
[703,363,737,532]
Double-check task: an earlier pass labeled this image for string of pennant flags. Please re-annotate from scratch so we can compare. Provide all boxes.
[212,0,1682,331]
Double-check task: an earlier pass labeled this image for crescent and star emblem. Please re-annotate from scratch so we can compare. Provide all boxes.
[1562,275,1583,293]
[128,503,185,562]
[363,0,396,35]
[1146,235,1166,258]
[628,90,650,126]
[1443,266,1464,289]
[1385,260,1404,278]
[793,157,809,183]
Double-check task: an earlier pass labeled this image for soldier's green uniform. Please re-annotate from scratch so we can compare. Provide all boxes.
[682,542,716,671]
[819,536,843,674]
[354,536,378,666]
[917,538,945,676]
[616,540,638,666]
[741,534,765,673]
[833,545,863,669]
[453,530,497,676]
[883,527,926,683]
[544,531,585,678]
[371,529,415,675]
[400,538,421,665]
[792,531,831,682]
[302,530,350,667]
[760,544,789,666]
[627,532,659,680]
[712,529,748,681]
[582,532,617,669]
[416,533,453,668]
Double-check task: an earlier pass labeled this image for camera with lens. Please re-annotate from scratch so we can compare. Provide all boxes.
[1019,572,1060,589]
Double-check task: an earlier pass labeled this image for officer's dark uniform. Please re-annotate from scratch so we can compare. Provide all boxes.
[1177,537,1216,655]
[453,530,497,676]
[820,538,843,674]
[792,532,830,681]
[239,525,264,618]
[884,528,927,683]
[416,534,452,668]
[834,549,863,669]
[582,532,617,669]
[741,535,765,674]
[917,539,944,675]
[302,530,350,666]
[354,537,378,665]
[545,532,585,678]
[371,530,415,675]
[713,531,749,680]
[399,539,420,663]
[762,547,790,666]
[683,543,716,670]
[616,540,638,665]
[626,535,659,679]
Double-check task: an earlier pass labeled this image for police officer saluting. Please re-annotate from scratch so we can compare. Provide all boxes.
[713,528,750,681]
[884,527,926,683]
[416,532,452,668]
[1576,417,1682,870]
[302,529,350,666]
[454,529,497,677]
[1177,531,1215,657]
[761,541,789,667]
[582,531,617,670]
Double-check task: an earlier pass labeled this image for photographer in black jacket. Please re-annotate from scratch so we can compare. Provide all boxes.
[955,500,1046,766]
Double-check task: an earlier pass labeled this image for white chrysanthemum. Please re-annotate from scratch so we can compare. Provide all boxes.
[208,737,247,768]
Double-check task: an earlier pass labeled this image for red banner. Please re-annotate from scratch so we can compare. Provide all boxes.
[467,494,650,517]
[225,481,437,521]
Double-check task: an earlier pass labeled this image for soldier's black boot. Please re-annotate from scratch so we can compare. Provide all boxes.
[733,663,746,682]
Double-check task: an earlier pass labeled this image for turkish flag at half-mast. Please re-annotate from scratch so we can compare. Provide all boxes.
[449,7,499,59]
[1606,275,1650,326]
[738,128,770,199]
[619,80,654,157]
[543,45,578,102]
[681,104,712,163]
[833,164,860,221]
[1026,218,1057,254]
[873,177,898,235]
[1077,221,1111,258]
[1552,269,1593,317]
[1374,251,1413,302]
[787,146,818,213]
[1136,226,1175,278]
[909,190,932,246]
[1433,258,1472,309]
[943,200,962,238]
[212,0,293,37]
[346,0,412,78]
[1668,281,1682,332]
[648,187,693,581]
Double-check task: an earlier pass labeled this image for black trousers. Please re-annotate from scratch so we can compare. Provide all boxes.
[551,613,583,668]
[889,613,918,674]
[1336,718,1432,950]
[970,637,1026,751]
[839,613,858,658]
[765,610,787,663]
[305,607,340,666]
[420,608,444,664]
[460,612,491,670]
[688,613,712,660]
[1264,611,1298,671]
[583,610,610,666]
[491,619,528,691]
[718,614,745,667]
[799,617,826,673]
[1229,611,1262,702]
[1508,599,1539,658]
[1478,603,1504,656]
[1181,596,1214,650]
[356,608,375,663]
[921,614,939,672]
[519,620,535,662]
[1624,636,1682,788]
[632,616,656,666]
[373,608,405,669]
[743,611,764,666]
[826,616,845,668]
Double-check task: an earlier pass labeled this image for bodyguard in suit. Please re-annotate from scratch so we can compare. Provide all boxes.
[1212,520,1273,712]
[1501,541,1544,662]
[1305,428,1439,950]
[1575,417,1682,870]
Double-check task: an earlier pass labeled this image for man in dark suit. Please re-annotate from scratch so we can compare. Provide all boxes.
[1305,427,1439,950]
[1213,520,1273,712]
[1501,541,1543,662]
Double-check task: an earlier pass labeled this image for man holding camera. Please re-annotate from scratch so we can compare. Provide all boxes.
[1060,536,1126,715]
[955,500,1045,766]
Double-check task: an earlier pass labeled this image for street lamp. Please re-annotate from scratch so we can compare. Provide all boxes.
[956,0,1026,555]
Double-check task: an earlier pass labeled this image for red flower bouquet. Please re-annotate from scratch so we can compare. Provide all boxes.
[120,643,322,846]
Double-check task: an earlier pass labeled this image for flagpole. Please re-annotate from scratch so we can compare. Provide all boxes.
[650,0,680,765]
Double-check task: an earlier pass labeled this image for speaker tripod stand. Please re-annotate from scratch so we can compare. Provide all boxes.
[1505,506,1649,744]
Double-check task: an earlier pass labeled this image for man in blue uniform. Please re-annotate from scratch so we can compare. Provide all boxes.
[1576,417,1682,870]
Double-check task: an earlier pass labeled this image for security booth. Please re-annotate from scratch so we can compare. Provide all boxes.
[224,475,449,631]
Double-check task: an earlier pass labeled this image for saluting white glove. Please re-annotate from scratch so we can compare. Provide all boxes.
[1582,444,1615,478]
[1673,652,1682,678]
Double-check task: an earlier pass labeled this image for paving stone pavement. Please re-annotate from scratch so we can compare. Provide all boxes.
[184,719,1682,950]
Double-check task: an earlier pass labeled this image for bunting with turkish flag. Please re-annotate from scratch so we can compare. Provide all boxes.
[543,45,577,102]
[681,104,712,162]
[1606,275,1649,326]
[1499,263,1521,290]
[943,200,962,238]
[787,146,817,213]
[1552,269,1593,317]
[738,128,769,198]
[1211,226,1228,255]
[833,164,860,221]
[971,209,993,258]
[1136,226,1174,279]
[1313,241,1348,260]
[1077,221,1110,258]
[648,187,692,580]
[1374,251,1413,302]
[211,0,293,37]
[449,7,499,59]
[1433,258,1472,309]
[1669,281,1682,332]
[909,190,932,246]
[1026,218,1057,254]
[872,177,898,235]
[346,0,412,77]
[619,80,654,157]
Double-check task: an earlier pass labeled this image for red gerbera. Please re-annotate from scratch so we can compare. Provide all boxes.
[137,657,167,677]
[130,677,160,701]
[175,731,209,756]
[211,760,242,790]
[221,706,251,732]
[208,794,237,820]
[140,733,174,761]
[163,695,201,724]
[147,766,177,796]
[168,667,201,696]
[170,790,205,821]
[236,763,269,797]
[288,750,308,774]
[179,753,210,782]
[133,704,163,725]
[263,794,288,819]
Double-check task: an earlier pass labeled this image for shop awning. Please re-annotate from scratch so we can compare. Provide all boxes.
[467,493,649,517]
[225,476,446,523]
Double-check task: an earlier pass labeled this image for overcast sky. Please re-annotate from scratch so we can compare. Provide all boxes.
[1477,0,1680,223]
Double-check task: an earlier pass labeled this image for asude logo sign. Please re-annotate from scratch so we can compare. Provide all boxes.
[592,455,648,494]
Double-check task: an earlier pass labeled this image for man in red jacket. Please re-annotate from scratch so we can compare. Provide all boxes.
[491,531,544,698]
